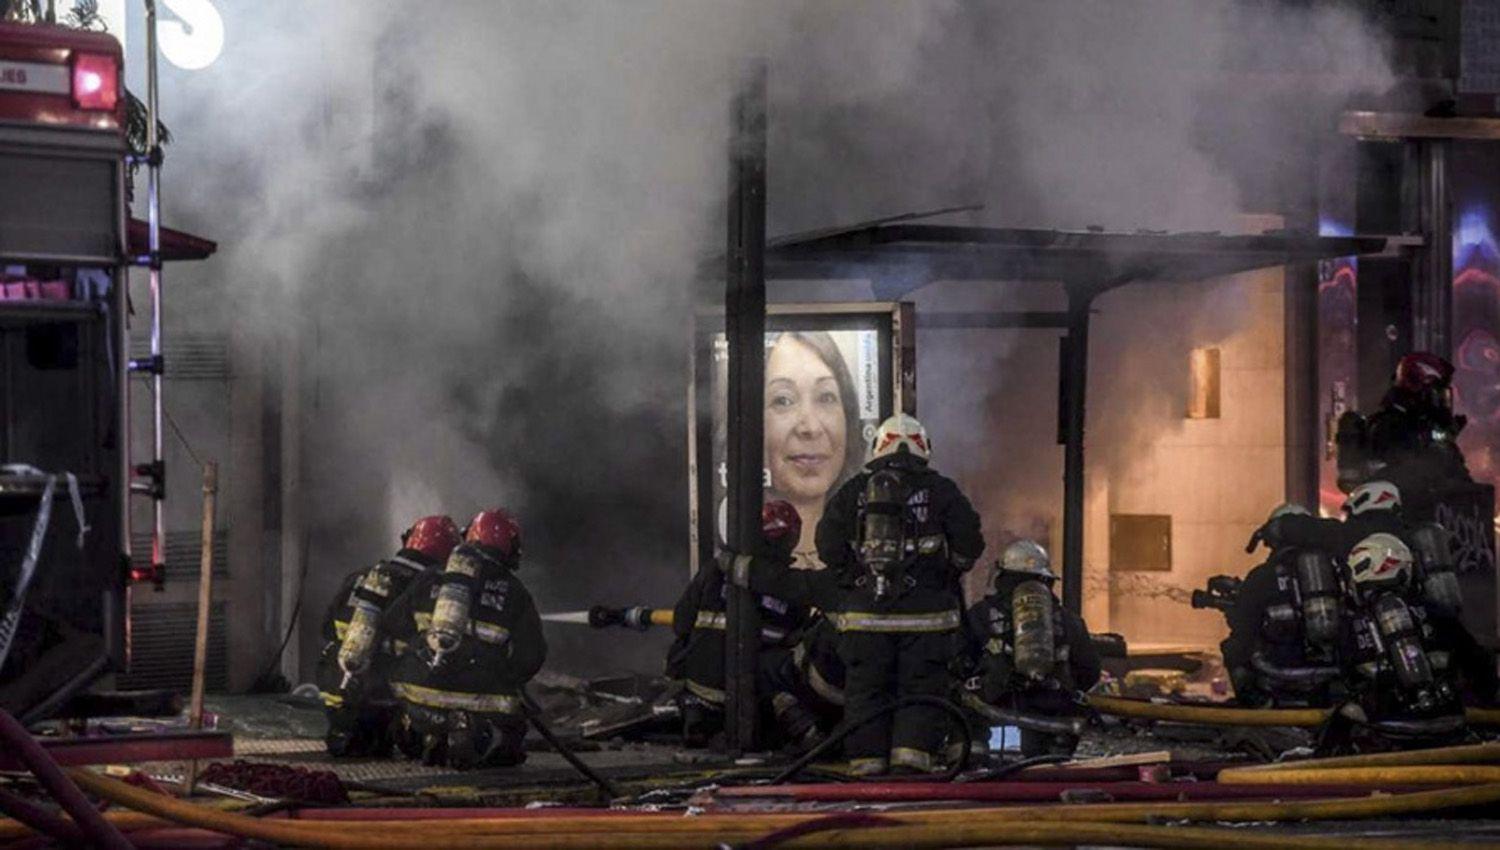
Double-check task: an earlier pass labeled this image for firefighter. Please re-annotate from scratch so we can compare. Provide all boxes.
[715,532,850,744]
[1248,481,1402,558]
[960,540,1100,757]
[1248,480,1465,615]
[387,509,546,769]
[315,514,461,757]
[816,413,984,774]
[1325,533,1480,752]
[1222,504,1345,708]
[1335,352,1472,497]
[782,614,847,736]
[667,500,818,748]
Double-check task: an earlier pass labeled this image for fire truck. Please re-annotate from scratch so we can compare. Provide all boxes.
[0,20,212,721]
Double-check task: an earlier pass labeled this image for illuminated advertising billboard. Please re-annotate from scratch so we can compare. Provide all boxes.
[690,303,913,571]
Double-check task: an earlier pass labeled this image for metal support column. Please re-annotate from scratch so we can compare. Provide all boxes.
[113,255,130,662]
[1059,284,1093,615]
[1414,139,1452,358]
[1284,147,1322,510]
[723,62,767,755]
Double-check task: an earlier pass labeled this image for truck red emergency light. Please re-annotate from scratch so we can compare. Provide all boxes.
[0,21,124,130]
[71,51,119,111]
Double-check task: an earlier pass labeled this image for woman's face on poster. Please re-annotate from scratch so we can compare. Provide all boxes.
[764,336,848,504]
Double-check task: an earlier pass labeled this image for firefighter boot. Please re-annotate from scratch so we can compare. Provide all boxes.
[888,632,955,774]
[447,711,527,770]
[772,691,823,753]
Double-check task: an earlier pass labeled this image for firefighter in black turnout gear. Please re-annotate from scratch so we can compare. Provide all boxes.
[668,500,819,748]
[1250,480,1467,617]
[816,414,984,774]
[784,614,847,735]
[1336,352,1472,498]
[1248,481,1405,560]
[1324,533,1485,751]
[1223,503,1346,708]
[388,509,546,769]
[721,558,850,743]
[962,540,1100,757]
[315,515,461,757]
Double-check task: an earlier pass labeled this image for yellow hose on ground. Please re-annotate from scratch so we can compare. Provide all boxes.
[1233,742,1500,773]
[1087,695,1329,726]
[109,821,1487,850]
[1220,765,1500,787]
[55,769,1500,846]
[762,823,1484,850]
[1087,695,1500,728]
[1470,707,1500,726]
[0,810,162,841]
[48,770,1500,850]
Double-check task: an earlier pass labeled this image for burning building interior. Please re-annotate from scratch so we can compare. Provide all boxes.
[5,0,1500,847]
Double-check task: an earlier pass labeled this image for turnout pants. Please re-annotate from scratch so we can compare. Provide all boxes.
[391,683,527,769]
[680,646,820,749]
[315,644,399,758]
[840,629,956,772]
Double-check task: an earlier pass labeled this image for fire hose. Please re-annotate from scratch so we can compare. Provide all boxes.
[37,770,1500,850]
[540,606,672,630]
[958,690,1086,736]
[1249,653,1341,687]
[520,687,623,799]
[0,709,133,850]
[1235,741,1500,772]
[0,785,84,846]
[1088,694,1500,727]
[1219,765,1500,787]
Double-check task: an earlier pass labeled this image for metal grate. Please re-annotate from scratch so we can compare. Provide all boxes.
[119,602,228,692]
[130,333,230,381]
[131,529,229,583]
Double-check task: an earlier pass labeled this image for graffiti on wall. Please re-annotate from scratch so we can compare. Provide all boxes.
[1435,498,1497,577]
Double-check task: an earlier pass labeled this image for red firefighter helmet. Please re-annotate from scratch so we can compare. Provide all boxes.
[762,500,802,548]
[1394,352,1454,392]
[466,508,522,558]
[404,515,462,562]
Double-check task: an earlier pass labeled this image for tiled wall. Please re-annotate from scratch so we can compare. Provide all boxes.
[1083,263,1287,649]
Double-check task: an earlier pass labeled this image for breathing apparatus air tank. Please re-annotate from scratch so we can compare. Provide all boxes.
[337,599,380,688]
[1410,522,1463,615]
[1293,550,1341,646]
[425,547,484,668]
[1372,592,1434,692]
[335,566,396,688]
[859,469,908,600]
[1011,579,1056,681]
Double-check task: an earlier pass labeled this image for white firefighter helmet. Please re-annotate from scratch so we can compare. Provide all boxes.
[1348,532,1414,588]
[1000,539,1055,580]
[870,413,931,462]
[1343,480,1401,516]
[1267,503,1312,523]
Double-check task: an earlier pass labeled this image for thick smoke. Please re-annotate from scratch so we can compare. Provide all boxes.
[141,1,1395,678]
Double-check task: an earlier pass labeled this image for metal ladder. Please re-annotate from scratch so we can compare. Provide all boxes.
[126,0,167,590]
